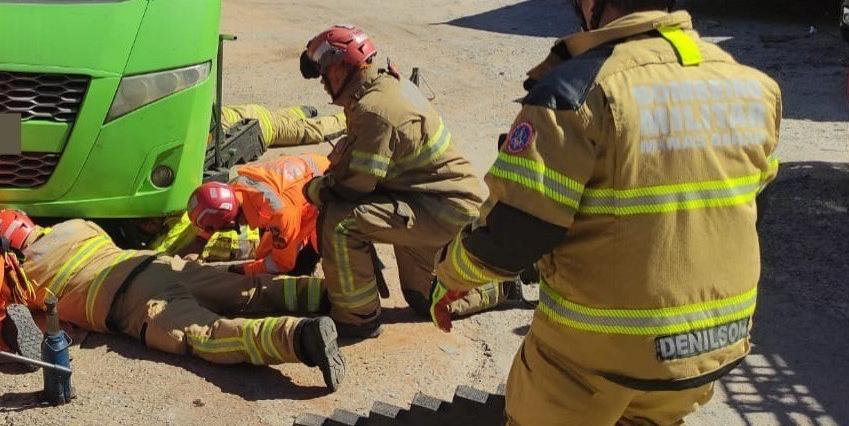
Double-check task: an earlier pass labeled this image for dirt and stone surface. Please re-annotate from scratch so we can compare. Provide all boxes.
[2,0,848,425]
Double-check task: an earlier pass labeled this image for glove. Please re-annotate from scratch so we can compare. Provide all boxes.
[304,177,323,206]
[429,278,467,332]
[228,263,246,275]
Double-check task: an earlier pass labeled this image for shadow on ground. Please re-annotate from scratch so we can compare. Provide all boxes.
[79,333,327,402]
[683,0,849,122]
[443,0,577,37]
[718,162,849,425]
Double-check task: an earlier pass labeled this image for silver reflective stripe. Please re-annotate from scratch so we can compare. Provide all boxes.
[489,154,582,208]
[582,182,761,208]
[538,283,758,335]
[416,195,478,226]
[388,123,451,177]
[350,152,390,177]
[231,176,284,211]
[263,255,282,274]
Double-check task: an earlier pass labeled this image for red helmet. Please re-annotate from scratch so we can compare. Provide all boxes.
[187,182,241,231]
[0,209,36,251]
[300,25,377,79]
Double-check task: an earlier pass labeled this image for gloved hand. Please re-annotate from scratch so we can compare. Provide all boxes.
[429,278,467,332]
[228,263,246,275]
[304,177,324,206]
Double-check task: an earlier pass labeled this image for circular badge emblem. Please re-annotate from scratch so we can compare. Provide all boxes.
[505,122,535,154]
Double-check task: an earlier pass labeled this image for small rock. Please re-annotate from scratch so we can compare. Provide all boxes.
[192,398,205,407]
[439,345,459,355]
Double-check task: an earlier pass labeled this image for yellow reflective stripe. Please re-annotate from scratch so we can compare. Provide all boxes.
[389,121,451,176]
[241,319,264,365]
[254,105,275,144]
[283,277,297,312]
[489,152,584,210]
[333,219,356,293]
[221,107,240,127]
[350,150,391,177]
[581,171,766,215]
[307,277,323,313]
[329,281,378,309]
[187,335,244,353]
[538,281,757,335]
[85,250,136,325]
[47,236,110,297]
[658,26,703,66]
[259,317,285,363]
[284,106,307,119]
[151,213,197,254]
[449,238,495,285]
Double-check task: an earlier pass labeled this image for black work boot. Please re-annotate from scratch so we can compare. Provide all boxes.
[2,304,42,371]
[335,320,383,340]
[294,317,345,392]
[298,105,319,118]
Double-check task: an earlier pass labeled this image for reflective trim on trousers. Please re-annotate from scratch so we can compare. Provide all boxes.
[538,281,757,335]
[241,319,265,365]
[329,281,379,309]
[259,317,285,363]
[307,277,323,313]
[85,250,136,326]
[488,152,583,210]
[332,219,356,293]
[281,277,298,312]
[47,235,111,298]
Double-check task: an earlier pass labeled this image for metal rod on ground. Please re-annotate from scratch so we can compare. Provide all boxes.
[0,350,72,376]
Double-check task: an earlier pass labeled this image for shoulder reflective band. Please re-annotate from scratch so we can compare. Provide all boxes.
[658,26,703,66]
[388,121,451,177]
[580,169,768,216]
[350,150,391,178]
[47,235,111,298]
[489,151,584,210]
[232,176,285,212]
[538,281,757,335]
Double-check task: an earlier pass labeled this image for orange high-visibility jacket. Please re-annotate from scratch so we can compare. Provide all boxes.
[230,154,329,276]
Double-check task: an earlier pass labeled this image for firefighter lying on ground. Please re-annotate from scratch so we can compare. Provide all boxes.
[0,209,346,391]
[298,25,518,339]
[221,104,346,148]
[429,0,781,424]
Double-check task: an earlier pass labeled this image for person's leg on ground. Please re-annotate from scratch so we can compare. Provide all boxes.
[107,266,345,390]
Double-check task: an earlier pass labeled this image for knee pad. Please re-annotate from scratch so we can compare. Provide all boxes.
[403,289,431,318]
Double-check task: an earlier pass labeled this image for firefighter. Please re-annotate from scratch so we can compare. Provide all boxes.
[188,154,330,277]
[299,25,518,338]
[430,1,781,424]
[0,209,345,391]
[221,104,346,147]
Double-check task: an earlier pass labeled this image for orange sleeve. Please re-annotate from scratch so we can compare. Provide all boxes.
[244,208,300,275]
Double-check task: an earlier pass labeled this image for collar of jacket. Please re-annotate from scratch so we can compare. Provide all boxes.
[333,66,381,107]
[565,10,694,57]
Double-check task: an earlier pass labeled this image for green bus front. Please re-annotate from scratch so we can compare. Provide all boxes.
[0,0,219,218]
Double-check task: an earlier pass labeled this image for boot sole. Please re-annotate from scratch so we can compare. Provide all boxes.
[314,317,346,392]
[2,304,42,371]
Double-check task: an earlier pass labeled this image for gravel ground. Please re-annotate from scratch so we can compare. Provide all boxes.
[2,1,848,425]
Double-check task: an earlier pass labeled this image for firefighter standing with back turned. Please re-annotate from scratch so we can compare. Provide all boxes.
[431,0,782,424]
[299,26,518,338]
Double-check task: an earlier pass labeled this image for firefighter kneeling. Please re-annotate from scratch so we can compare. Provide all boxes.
[431,0,781,424]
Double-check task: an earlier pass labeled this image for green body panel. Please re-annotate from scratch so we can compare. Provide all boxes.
[0,0,222,218]
[124,0,221,74]
[22,122,70,153]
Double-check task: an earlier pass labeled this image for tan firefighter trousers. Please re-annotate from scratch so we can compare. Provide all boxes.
[320,194,506,326]
[505,331,716,426]
[108,256,326,365]
[221,104,345,148]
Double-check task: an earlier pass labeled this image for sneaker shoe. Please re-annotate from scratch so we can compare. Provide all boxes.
[295,317,346,392]
[2,304,42,371]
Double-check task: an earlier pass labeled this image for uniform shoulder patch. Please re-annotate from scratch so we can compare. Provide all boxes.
[504,122,535,154]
